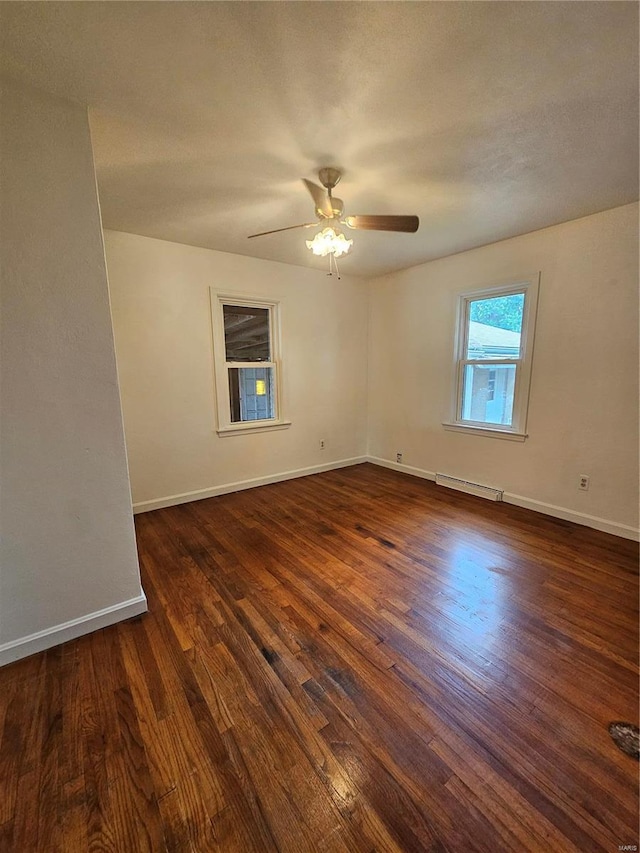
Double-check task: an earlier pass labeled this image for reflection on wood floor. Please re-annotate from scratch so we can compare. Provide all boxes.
[1,463,638,851]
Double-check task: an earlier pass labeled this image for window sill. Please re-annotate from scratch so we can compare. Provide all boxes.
[442,422,527,442]
[216,420,292,437]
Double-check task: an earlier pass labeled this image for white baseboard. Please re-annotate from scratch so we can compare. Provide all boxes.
[132,456,368,514]
[0,593,148,667]
[502,492,639,541]
[366,455,437,482]
[367,457,639,541]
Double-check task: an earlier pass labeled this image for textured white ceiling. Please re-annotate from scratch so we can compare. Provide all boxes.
[1,1,638,277]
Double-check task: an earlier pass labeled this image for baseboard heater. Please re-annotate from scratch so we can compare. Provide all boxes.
[435,473,503,502]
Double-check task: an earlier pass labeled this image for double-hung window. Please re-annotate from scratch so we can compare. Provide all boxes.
[445,275,539,440]
[211,293,289,435]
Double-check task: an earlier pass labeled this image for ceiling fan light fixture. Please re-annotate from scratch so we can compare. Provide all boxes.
[306,226,353,258]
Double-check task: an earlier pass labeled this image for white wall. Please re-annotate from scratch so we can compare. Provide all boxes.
[0,79,146,664]
[368,203,639,537]
[104,231,369,510]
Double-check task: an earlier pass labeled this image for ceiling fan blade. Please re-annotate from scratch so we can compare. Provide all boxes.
[248,222,315,239]
[344,215,419,233]
[302,179,333,218]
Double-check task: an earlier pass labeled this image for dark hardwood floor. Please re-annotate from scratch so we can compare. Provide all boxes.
[0,463,638,852]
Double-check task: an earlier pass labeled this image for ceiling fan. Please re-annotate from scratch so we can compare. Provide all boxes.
[247,168,419,265]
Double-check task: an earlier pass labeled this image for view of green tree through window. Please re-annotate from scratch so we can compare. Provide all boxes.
[469,293,525,333]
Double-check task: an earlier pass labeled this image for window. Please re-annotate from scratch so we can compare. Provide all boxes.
[445,275,539,440]
[211,294,290,435]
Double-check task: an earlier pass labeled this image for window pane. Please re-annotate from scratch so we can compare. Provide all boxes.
[462,363,516,425]
[223,304,270,361]
[228,367,275,423]
[467,293,524,359]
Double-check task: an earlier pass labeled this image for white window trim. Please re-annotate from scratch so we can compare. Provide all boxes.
[444,274,540,440]
[210,291,291,436]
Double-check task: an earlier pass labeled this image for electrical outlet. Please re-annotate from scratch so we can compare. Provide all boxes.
[396,451,403,463]
[319,439,325,450]
[578,474,590,491]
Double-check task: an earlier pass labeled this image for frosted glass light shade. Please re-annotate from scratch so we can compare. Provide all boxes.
[306,226,353,257]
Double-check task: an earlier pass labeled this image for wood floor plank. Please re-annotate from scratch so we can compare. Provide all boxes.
[0,462,637,851]
[0,680,20,826]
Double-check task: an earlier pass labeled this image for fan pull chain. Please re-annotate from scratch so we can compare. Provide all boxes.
[327,253,342,280]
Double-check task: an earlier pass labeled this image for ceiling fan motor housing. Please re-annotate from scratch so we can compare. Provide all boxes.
[327,198,344,217]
